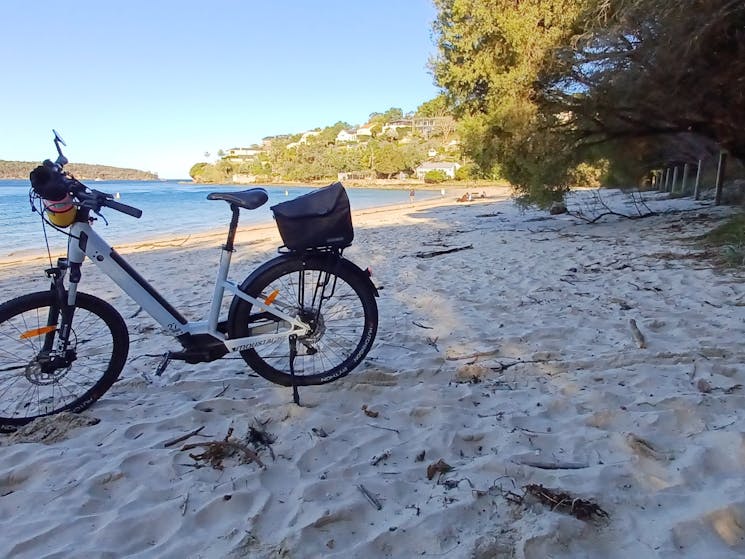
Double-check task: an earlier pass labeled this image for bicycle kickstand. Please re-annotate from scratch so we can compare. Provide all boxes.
[288,334,300,405]
[155,352,172,376]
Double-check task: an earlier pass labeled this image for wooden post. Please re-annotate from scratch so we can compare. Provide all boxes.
[671,166,680,194]
[694,159,703,200]
[681,163,690,195]
[664,168,671,192]
[715,151,728,206]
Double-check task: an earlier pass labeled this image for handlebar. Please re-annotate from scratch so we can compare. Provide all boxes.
[30,159,142,219]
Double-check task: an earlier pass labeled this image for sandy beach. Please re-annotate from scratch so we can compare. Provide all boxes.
[2,186,745,558]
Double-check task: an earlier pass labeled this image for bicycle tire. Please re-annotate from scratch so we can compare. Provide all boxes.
[228,253,378,386]
[0,291,129,427]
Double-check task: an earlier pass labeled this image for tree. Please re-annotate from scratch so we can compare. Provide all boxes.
[537,0,745,163]
[371,140,407,178]
[189,162,208,180]
[431,0,745,202]
[431,0,586,198]
[369,108,404,128]
[416,95,451,118]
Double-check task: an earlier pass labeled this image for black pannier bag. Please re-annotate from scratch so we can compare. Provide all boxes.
[271,182,354,251]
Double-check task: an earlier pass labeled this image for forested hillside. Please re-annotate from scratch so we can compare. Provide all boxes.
[0,160,158,181]
[189,103,471,185]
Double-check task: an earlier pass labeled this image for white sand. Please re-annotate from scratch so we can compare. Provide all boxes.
[1,187,745,558]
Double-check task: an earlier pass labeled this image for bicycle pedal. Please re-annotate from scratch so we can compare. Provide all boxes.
[155,352,171,376]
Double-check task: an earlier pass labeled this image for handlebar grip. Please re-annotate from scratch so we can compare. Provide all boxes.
[103,198,143,218]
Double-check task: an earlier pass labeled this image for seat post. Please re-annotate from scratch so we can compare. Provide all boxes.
[224,204,240,251]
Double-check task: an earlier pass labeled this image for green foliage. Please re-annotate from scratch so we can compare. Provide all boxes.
[371,141,406,178]
[566,160,610,189]
[189,162,208,179]
[424,170,448,183]
[416,95,451,118]
[431,0,584,196]
[514,186,566,210]
[454,162,476,181]
[369,108,404,127]
[701,214,745,266]
[431,0,745,201]
[191,110,450,183]
[703,214,745,246]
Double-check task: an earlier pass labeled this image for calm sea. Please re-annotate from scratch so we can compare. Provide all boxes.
[0,180,435,259]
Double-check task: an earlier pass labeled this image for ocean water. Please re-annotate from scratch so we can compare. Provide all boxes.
[0,180,436,259]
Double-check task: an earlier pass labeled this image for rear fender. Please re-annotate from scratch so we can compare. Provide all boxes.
[227,252,378,324]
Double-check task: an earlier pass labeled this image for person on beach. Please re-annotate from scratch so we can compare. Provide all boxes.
[409,189,415,203]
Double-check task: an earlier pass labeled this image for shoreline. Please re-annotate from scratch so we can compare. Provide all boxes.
[0,185,511,271]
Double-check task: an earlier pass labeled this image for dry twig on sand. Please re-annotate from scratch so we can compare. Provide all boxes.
[514,458,589,470]
[415,245,473,259]
[163,426,206,448]
[426,459,453,480]
[516,484,609,521]
[568,191,656,223]
[181,427,265,469]
[629,318,647,348]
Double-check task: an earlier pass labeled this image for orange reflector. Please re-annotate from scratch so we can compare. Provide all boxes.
[20,325,57,339]
[264,290,280,305]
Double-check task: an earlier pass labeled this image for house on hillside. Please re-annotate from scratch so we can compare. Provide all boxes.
[414,161,461,179]
[287,130,320,149]
[356,124,375,139]
[227,147,262,158]
[226,147,262,162]
[412,116,456,138]
[382,120,412,136]
[336,129,358,143]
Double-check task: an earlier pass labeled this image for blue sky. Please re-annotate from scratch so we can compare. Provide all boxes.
[1,1,440,178]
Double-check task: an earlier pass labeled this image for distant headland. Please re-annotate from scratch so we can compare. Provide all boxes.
[0,161,158,181]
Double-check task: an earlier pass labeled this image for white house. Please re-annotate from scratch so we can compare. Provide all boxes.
[287,130,320,149]
[356,125,375,138]
[226,147,262,158]
[381,119,412,135]
[414,161,461,179]
[335,129,358,143]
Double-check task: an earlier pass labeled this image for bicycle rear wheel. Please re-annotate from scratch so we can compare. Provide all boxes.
[0,291,129,427]
[228,253,378,386]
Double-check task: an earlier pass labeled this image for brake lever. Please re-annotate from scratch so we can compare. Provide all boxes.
[78,199,108,225]
[92,208,109,226]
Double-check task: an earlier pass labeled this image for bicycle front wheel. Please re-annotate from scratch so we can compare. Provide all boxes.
[0,291,129,427]
[228,254,378,386]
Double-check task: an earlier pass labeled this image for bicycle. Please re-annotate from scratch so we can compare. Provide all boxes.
[0,131,379,428]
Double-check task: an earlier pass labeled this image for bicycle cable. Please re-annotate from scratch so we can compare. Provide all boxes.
[28,189,80,269]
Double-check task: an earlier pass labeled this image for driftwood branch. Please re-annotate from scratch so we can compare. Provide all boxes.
[514,458,589,470]
[568,191,657,223]
[164,426,206,448]
[415,245,473,259]
[357,484,382,510]
[628,318,647,348]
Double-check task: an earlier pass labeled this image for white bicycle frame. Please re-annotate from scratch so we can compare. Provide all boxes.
[65,221,310,352]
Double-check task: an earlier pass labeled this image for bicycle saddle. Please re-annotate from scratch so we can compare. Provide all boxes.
[207,188,269,210]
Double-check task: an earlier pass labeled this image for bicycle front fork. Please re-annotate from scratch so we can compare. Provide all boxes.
[44,257,80,353]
